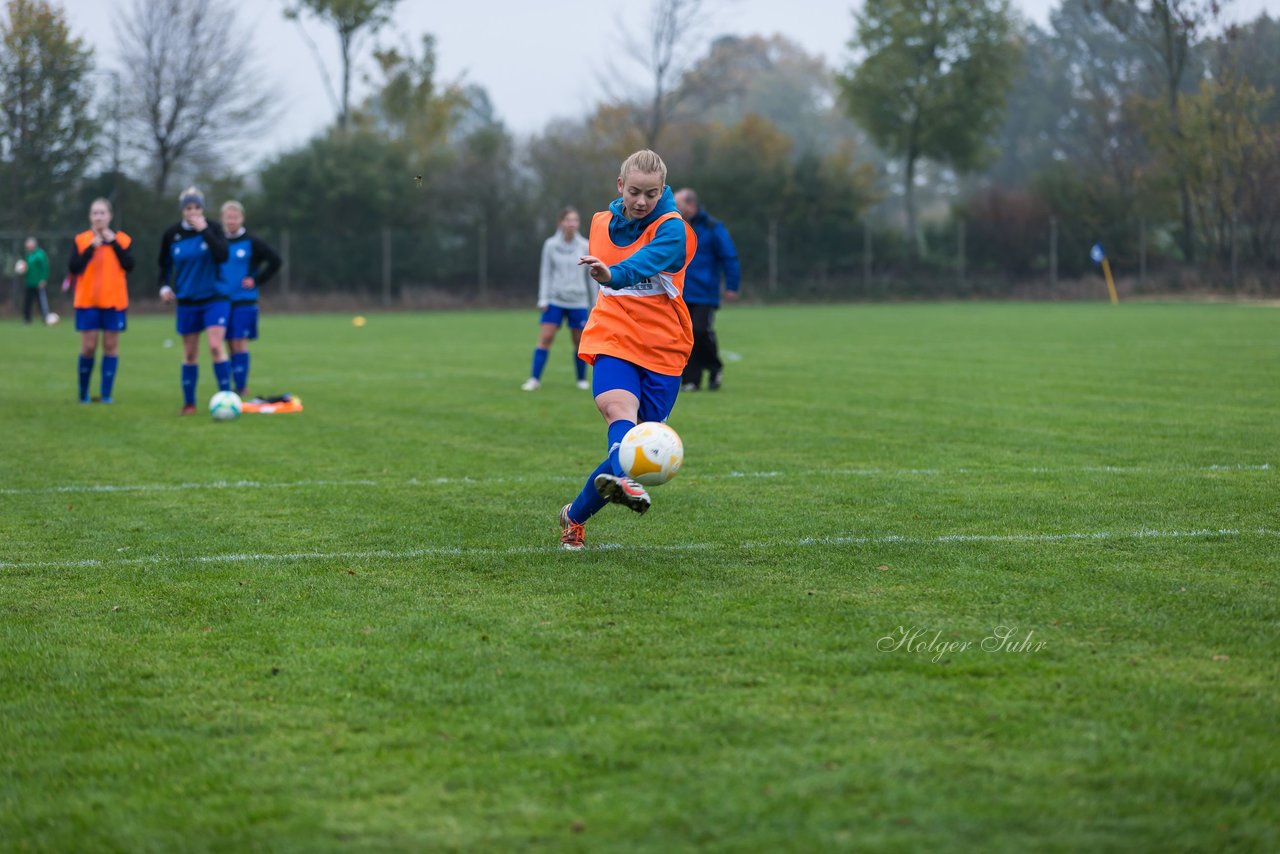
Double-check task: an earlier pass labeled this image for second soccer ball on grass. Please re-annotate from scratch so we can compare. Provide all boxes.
[617,422,684,486]
[209,391,242,421]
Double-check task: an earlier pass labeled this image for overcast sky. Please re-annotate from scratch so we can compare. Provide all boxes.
[53,0,1274,165]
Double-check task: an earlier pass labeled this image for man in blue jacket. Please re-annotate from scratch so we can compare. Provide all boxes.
[675,188,740,391]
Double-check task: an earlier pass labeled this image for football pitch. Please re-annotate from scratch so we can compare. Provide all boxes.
[1,302,1276,850]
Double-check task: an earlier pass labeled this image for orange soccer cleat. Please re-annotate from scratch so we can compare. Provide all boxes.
[560,504,586,551]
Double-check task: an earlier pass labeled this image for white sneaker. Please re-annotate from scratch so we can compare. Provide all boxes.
[576,380,590,390]
[521,378,541,391]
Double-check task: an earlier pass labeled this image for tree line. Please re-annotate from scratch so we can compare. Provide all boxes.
[2,0,1278,302]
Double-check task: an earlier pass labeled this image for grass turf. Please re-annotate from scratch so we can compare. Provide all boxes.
[1,302,1277,851]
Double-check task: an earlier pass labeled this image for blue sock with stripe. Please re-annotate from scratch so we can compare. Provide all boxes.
[568,459,613,524]
[607,419,635,477]
[100,356,118,402]
[182,363,198,406]
[531,347,549,380]
[78,355,93,402]
[566,419,637,524]
[213,359,231,392]
[231,352,249,393]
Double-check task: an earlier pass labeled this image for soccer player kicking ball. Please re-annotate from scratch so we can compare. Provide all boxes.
[558,149,697,550]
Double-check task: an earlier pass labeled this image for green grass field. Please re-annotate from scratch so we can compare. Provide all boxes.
[1,302,1277,851]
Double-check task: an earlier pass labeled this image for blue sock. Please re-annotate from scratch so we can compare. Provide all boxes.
[213,360,231,392]
[575,355,587,381]
[531,347,549,380]
[607,419,635,477]
[182,363,198,406]
[568,458,614,524]
[100,356,118,402]
[566,421,639,523]
[231,352,249,393]
[78,355,94,402]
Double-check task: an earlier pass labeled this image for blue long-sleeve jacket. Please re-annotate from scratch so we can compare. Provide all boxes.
[682,209,740,306]
[601,187,688,289]
[217,229,282,302]
[157,221,229,302]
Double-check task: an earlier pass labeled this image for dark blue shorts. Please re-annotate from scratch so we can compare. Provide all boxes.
[540,304,590,330]
[75,308,127,332]
[176,300,230,335]
[228,302,259,340]
[591,355,681,423]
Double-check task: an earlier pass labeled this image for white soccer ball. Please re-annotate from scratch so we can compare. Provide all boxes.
[209,390,242,421]
[44,312,60,326]
[617,421,684,486]
[14,259,27,275]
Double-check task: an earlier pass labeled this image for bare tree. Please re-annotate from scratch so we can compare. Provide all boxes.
[115,0,274,194]
[284,0,399,130]
[1096,0,1221,262]
[611,0,715,148]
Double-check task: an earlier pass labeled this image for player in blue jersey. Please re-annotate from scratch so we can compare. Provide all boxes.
[218,201,282,397]
[158,187,231,415]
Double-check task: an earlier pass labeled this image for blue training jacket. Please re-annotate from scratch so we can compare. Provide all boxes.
[682,209,740,306]
[157,221,229,302]
[601,186,688,290]
[218,229,282,302]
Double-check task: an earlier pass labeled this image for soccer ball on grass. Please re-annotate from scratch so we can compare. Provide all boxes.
[44,312,60,327]
[617,422,684,486]
[209,390,242,421]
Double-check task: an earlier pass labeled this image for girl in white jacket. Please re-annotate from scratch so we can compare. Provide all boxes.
[522,208,596,391]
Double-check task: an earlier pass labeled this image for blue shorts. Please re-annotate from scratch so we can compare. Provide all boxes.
[75,308,127,332]
[591,355,681,423]
[176,300,230,336]
[540,304,590,330]
[228,302,259,340]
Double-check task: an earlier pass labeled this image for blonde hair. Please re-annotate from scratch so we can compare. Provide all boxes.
[89,197,113,213]
[619,150,667,184]
[221,200,245,216]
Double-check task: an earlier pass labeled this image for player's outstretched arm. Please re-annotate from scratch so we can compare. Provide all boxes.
[603,218,687,289]
[579,255,613,286]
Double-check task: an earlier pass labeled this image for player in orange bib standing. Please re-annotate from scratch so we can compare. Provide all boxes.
[69,198,135,403]
[558,149,696,550]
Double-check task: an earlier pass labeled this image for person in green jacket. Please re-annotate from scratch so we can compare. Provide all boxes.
[19,237,51,324]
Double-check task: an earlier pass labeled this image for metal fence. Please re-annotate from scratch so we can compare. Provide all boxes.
[4,216,1277,315]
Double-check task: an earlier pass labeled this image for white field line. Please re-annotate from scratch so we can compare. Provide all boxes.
[0,463,1271,497]
[1,527,1274,570]
[0,478,379,495]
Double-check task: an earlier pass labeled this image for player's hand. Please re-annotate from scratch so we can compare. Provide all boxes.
[241,277,255,289]
[90,232,104,247]
[100,229,116,244]
[186,213,208,231]
[724,290,740,302]
[579,255,612,284]
[160,286,175,303]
